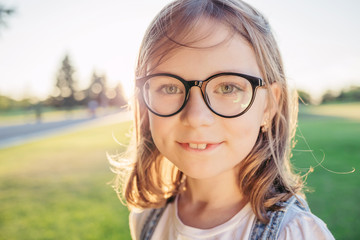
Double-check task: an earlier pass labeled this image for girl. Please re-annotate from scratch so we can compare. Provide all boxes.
[112,0,335,239]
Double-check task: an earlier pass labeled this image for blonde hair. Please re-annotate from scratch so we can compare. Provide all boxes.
[112,0,303,223]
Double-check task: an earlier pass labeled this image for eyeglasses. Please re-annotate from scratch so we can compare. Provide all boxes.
[136,72,265,118]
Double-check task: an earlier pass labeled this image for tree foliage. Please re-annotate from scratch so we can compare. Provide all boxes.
[1,53,129,112]
[53,55,78,108]
[321,86,360,104]
[0,4,15,30]
[297,89,312,105]
[88,72,108,107]
[109,83,127,107]
[0,95,32,110]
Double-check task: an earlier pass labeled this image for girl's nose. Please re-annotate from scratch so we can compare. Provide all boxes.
[180,87,215,127]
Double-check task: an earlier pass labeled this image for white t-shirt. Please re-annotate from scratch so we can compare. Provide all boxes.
[129,196,335,240]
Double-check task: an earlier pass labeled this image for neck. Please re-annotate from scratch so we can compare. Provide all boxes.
[177,168,248,228]
[182,170,243,207]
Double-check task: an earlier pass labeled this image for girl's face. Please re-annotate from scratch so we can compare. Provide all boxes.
[148,21,270,180]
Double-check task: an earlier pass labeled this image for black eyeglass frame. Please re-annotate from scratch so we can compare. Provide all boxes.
[136,72,265,118]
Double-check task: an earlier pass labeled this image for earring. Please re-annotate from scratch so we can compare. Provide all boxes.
[261,119,269,133]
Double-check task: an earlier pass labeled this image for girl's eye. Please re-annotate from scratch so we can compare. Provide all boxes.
[214,83,242,94]
[160,85,183,94]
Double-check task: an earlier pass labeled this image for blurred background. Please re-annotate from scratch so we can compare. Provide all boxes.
[0,0,359,239]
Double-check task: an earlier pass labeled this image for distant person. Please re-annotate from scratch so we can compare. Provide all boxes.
[111,0,335,239]
[88,100,98,118]
[34,103,42,123]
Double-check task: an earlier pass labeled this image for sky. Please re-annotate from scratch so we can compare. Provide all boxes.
[0,0,359,101]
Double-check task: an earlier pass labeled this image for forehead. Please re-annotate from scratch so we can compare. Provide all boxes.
[150,20,261,79]
[174,18,234,48]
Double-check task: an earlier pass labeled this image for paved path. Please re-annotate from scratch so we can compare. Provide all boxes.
[0,111,132,149]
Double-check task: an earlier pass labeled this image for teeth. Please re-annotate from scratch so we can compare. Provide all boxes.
[198,144,207,150]
[189,143,198,149]
[189,143,207,150]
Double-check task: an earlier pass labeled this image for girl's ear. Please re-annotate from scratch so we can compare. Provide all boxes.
[262,82,281,123]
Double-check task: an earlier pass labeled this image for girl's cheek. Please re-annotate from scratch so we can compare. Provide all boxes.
[149,114,173,139]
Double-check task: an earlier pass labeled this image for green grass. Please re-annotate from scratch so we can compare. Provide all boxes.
[294,115,360,239]
[0,121,132,240]
[0,104,359,239]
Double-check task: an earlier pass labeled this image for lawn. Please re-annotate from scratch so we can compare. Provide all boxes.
[294,115,360,240]
[0,121,133,240]
[0,104,359,239]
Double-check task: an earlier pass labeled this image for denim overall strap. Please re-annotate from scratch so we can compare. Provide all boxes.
[140,206,167,240]
[140,197,175,240]
[249,196,308,240]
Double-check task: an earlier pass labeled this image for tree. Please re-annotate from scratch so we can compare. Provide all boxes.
[108,83,127,108]
[337,86,360,102]
[0,4,15,30]
[53,55,78,108]
[321,85,360,104]
[87,71,108,107]
[0,4,15,38]
[321,90,338,104]
[0,95,14,110]
[297,89,312,105]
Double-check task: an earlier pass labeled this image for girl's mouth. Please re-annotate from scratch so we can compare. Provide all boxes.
[178,142,223,151]
[188,143,207,150]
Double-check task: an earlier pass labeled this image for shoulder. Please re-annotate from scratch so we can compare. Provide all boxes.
[278,197,335,240]
[129,208,154,240]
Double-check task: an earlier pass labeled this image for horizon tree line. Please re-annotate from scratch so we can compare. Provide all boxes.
[0,54,128,111]
[47,54,128,110]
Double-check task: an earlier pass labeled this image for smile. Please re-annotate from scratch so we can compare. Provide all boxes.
[178,142,223,152]
[188,143,207,150]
